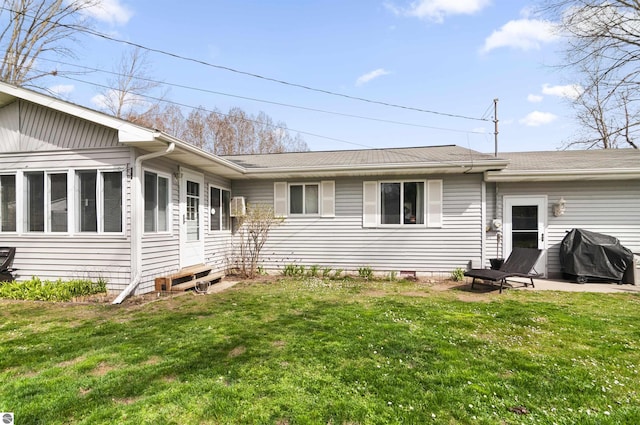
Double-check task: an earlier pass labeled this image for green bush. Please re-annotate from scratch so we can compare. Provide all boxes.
[451,267,465,282]
[358,266,374,280]
[0,277,107,301]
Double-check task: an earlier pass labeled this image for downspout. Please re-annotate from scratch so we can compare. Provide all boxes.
[481,180,486,269]
[113,141,175,304]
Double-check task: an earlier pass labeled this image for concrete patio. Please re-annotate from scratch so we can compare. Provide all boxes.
[508,277,640,294]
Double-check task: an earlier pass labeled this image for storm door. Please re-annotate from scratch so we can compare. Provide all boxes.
[179,169,204,267]
[504,196,546,276]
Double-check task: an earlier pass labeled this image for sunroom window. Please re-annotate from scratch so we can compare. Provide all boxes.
[76,170,122,233]
[0,175,16,232]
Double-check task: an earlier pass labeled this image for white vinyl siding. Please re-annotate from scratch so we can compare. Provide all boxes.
[0,146,133,293]
[234,175,482,276]
[0,100,118,153]
[489,180,640,278]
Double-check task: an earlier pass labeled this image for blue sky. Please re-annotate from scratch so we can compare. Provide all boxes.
[43,0,581,154]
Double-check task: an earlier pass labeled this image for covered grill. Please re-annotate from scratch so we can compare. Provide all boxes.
[560,229,633,284]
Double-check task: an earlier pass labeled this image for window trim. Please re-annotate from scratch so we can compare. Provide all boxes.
[274,181,335,218]
[143,169,172,234]
[209,184,231,233]
[75,168,125,235]
[288,182,320,216]
[22,170,71,234]
[363,179,442,229]
[378,179,427,228]
[0,173,17,233]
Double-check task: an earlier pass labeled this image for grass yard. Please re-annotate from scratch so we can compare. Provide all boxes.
[1,277,639,424]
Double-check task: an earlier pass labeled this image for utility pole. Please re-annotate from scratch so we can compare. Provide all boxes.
[494,98,499,157]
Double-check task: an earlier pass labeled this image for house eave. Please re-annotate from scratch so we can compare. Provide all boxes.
[235,160,508,179]
[118,132,247,179]
[485,169,640,182]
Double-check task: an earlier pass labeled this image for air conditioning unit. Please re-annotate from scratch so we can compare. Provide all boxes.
[230,196,246,217]
[1,413,14,425]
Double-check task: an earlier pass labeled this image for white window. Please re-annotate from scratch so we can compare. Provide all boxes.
[0,174,16,232]
[24,171,68,233]
[363,179,442,228]
[76,170,123,233]
[380,181,425,225]
[273,181,335,218]
[210,186,231,231]
[290,183,318,215]
[144,171,170,233]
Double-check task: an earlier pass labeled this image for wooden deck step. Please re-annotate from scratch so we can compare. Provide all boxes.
[154,265,222,292]
[170,271,224,292]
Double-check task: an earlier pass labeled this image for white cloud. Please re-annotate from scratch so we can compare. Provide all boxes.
[386,0,491,23]
[91,89,146,113]
[49,84,74,96]
[527,94,543,103]
[356,68,391,86]
[542,83,584,100]
[80,0,133,26]
[520,111,557,127]
[481,19,559,53]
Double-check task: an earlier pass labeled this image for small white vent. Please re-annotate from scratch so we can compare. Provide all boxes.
[230,196,246,217]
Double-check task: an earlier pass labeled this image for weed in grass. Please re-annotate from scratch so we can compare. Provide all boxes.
[451,267,465,282]
[307,264,320,278]
[322,267,332,278]
[358,266,373,280]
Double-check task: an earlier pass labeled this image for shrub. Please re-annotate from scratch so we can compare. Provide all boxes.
[451,268,465,282]
[0,277,107,301]
[358,266,374,280]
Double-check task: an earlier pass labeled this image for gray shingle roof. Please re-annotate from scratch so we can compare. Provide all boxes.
[222,145,501,169]
[497,149,640,171]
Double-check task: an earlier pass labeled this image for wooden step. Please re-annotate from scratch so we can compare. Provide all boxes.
[155,267,224,292]
[170,271,224,292]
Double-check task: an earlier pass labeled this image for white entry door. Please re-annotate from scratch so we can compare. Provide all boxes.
[180,169,204,267]
[504,196,547,276]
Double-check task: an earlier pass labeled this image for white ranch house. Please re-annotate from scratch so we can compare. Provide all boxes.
[0,82,638,301]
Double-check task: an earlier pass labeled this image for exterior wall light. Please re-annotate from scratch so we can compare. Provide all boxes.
[553,197,566,217]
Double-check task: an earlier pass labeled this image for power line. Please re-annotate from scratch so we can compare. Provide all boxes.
[60,75,375,149]
[0,5,489,123]
[34,56,489,136]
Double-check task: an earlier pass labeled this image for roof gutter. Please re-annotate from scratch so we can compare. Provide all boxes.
[239,160,508,178]
[112,141,175,304]
[485,168,640,182]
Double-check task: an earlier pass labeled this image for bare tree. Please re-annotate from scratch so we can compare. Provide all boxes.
[97,48,162,119]
[567,53,640,149]
[0,0,98,86]
[135,103,309,155]
[231,203,284,278]
[542,0,640,149]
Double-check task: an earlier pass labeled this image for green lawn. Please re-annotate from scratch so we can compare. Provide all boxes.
[1,277,639,424]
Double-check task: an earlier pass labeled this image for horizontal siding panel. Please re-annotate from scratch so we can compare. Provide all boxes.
[492,181,640,278]
[232,174,484,275]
